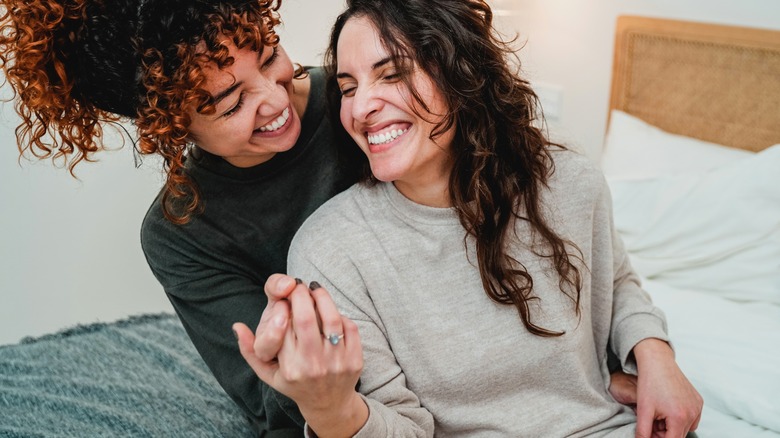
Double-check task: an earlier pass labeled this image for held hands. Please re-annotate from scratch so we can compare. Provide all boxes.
[233,274,368,437]
[633,338,703,438]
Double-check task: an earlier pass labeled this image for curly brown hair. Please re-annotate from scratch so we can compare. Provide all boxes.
[0,0,119,169]
[326,0,584,336]
[0,0,291,224]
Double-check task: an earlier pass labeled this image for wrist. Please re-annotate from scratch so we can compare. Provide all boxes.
[302,392,368,438]
[632,337,674,369]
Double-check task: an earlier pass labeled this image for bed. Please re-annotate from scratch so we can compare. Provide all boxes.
[0,314,255,436]
[1,15,778,438]
[602,16,780,437]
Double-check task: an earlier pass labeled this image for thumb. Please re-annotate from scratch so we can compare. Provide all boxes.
[265,274,297,301]
[233,322,276,383]
[254,299,291,362]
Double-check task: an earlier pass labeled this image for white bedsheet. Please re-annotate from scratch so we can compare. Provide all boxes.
[697,405,780,438]
[642,277,780,437]
[603,110,780,437]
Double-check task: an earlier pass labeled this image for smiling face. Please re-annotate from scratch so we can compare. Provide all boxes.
[336,16,455,206]
[186,42,302,168]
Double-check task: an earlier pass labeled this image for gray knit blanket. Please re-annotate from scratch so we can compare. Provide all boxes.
[0,313,255,437]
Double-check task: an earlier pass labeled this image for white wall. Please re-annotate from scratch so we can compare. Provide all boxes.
[277,0,345,65]
[493,0,780,158]
[0,114,169,345]
[2,0,777,345]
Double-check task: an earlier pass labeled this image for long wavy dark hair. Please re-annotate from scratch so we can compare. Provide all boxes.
[325,0,584,336]
[0,0,298,224]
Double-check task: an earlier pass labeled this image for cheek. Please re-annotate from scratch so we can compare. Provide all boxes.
[276,49,295,79]
[412,75,448,116]
[279,63,294,85]
[230,110,257,132]
[340,102,355,134]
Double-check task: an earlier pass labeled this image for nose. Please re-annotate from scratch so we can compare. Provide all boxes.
[252,77,289,118]
[351,83,383,122]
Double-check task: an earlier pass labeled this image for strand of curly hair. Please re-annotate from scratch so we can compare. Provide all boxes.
[0,0,115,172]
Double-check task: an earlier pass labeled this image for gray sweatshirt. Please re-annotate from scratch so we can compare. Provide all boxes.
[288,149,668,437]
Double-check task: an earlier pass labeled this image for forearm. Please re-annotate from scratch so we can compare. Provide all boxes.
[610,240,670,371]
[167,287,304,429]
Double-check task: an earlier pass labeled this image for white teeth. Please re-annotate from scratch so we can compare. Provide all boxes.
[259,107,290,132]
[368,128,407,145]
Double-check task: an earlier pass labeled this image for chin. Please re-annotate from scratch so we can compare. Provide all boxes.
[270,122,301,153]
[367,162,396,182]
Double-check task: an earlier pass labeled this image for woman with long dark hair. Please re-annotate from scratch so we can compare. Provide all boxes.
[235,0,703,436]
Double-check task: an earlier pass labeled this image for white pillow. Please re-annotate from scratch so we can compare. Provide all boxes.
[645,277,780,433]
[601,110,754,180]
[609,145,780,304]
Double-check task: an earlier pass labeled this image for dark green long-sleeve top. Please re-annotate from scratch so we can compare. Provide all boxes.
[140,67,356,437]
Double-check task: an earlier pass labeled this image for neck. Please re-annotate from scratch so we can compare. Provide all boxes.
[393,168,452,208]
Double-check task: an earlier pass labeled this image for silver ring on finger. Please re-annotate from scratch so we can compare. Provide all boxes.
[324,332,345,346]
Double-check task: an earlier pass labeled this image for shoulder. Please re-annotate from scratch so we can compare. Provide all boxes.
[139,189,214,288]
[294,67,340,156]
[547,148,608,197]
[140,192,170,254]
[549,147,601,180]
[139,192,188,275]
[292,184,372,235]
[286,184,380,290]
[301,66,327,115]
[289,184,382,254]
[305,66,326,87]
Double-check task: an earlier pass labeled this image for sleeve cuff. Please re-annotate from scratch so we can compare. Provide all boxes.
[613,313,670,374]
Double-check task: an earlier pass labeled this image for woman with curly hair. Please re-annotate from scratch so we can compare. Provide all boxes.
[234,0,703,436]
[0,0,358,434]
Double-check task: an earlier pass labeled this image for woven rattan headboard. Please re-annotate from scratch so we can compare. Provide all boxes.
[608,16,780,152]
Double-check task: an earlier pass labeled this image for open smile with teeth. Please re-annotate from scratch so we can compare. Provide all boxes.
[258,107,290,132]
[367,127,408,145]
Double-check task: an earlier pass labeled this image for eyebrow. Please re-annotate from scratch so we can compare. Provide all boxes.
[336,56,393,80]
[211,49,270,106]
[212,82,241,106]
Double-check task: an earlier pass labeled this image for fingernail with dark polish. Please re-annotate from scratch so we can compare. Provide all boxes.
[294,277,303,285]
[309,281,321,290]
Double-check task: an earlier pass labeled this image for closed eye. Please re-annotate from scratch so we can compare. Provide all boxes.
[222,93,244,117]
[383,71,401,81]
[340,86,356,97]
[261,46,279,70]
